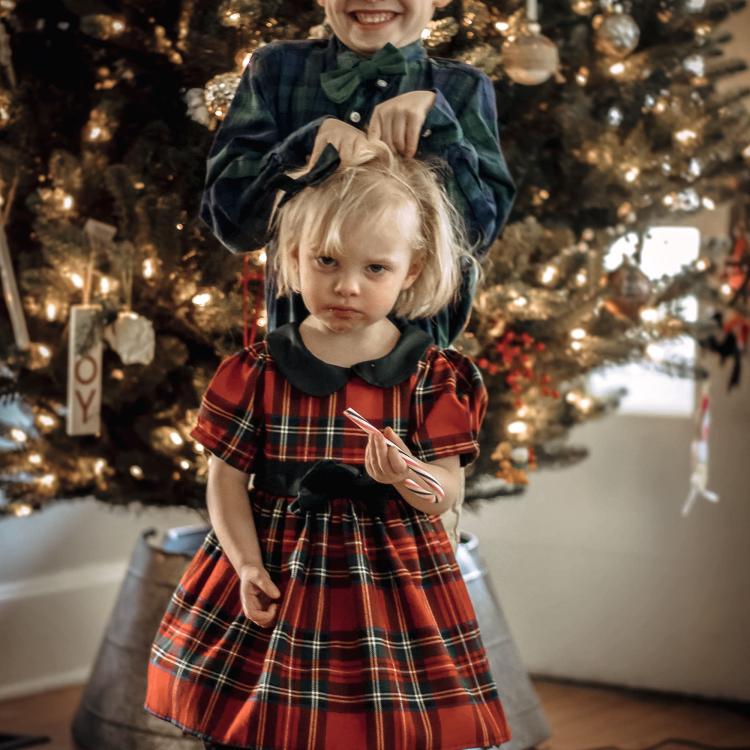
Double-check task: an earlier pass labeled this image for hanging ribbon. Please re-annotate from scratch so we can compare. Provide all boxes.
[241,254,264,348]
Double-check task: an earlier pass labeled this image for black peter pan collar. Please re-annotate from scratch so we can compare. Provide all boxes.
[266,322,433,397]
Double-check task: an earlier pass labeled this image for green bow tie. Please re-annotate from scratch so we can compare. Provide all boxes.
[321,43,407,104]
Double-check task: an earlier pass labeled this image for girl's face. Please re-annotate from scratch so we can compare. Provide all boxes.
[292,202,422,335]
[316,0,450,55]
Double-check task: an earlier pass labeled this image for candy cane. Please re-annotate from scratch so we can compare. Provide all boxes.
[344,407,444,501]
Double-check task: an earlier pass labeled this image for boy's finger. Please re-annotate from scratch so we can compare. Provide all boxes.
[368,110,381,141]
[404,113,420,159]
[391,115,407,156]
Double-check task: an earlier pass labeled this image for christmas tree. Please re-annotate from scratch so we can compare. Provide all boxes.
[0,0,748,516]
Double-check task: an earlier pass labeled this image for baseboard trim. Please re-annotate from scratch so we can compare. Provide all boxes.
[0,667,89,701]
[0,560,127,603]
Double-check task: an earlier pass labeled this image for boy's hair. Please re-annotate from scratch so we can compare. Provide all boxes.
[270,140,475,320]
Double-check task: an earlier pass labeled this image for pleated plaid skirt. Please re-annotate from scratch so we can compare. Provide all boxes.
[145,489,510,750]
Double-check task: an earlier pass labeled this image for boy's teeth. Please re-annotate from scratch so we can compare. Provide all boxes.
[355,11,395,24]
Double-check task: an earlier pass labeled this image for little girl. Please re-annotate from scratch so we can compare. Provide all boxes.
[145,142,511,750]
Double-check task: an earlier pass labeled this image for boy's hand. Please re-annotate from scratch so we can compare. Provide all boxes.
[239,563,281,628]
[310,117,371,165]
[365,426,412,487]
[368,91,436,159]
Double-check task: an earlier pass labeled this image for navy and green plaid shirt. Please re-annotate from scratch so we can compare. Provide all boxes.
[200,35,516,347]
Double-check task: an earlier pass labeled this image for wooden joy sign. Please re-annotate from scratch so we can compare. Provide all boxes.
[66,304,103,436]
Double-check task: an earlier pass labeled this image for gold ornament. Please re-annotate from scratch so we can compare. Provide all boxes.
[205,72,242,122]
[603,256,652,321]
[594,11,640,58]
[462,0,492,34]
[502,31,558,85]
[423,17,459,48]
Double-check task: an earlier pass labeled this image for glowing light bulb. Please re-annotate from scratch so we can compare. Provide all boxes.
[176,223,184,231]
[112,19,125,33]
[180,460,191,470]
[701,197,715,210]
[169,430,184,446]
[257,316,267,327]
[578,396,593,412]
[45,302,58,321]
[507,420,528,437]
[192,292,212,307]
[575,270,587,286]
[94,459,107,475]
[99,276,112,294]
[89,126,102,140]
[194,443,205,454]
[71,272,84,289]
[38,414,56,428]
[40,474,56,488]
[37,345,51,360]
[695,258,708,271]
[62,194,74,211]
[14,504,33,517]
[570,328,586,340]
[495,20,509,32]
[258,250,267,264]
[29,453,42,465]
[720,283,732,298]
[512,296,528,308]
[640,307,659,323]
[541,265,558,285]
[143,258,156,279]
[576,67,589,85]
[571,341,583,351]
[663,194,675,206]
[675,128,698,145]
[130,465,144,479]
[609,62,625,76]
[624,166,640,183]
[11,428,28,443]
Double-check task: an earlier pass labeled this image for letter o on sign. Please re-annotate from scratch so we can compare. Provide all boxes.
[75,354,99,386]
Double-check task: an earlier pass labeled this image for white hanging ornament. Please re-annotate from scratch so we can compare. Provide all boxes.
[594,6,640,58]
[104,310,155,365]
[502,0,559,85]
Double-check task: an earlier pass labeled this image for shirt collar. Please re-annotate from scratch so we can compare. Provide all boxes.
[266,320,433,396]
[326,34,427,69]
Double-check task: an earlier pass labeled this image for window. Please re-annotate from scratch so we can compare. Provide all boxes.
[587,226,701,417]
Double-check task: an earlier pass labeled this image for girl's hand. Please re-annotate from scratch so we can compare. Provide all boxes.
[309,117,370,165]
[239,563,281,628]
[368,91,436,159]
[365,426,413,487]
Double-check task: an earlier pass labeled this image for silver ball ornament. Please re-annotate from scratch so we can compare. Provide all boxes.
[595,12,640,58]
[503,31,559,86]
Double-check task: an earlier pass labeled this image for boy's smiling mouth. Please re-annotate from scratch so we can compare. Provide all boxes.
[350,10,398,25]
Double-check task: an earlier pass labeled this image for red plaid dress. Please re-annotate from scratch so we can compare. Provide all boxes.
[145,322,511,750]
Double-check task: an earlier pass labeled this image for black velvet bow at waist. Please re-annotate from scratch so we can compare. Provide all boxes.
[254,460,389,517]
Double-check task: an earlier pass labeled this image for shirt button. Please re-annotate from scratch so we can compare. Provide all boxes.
[349,111,361,123]
[376,79,388,88]
[423,128,432,138]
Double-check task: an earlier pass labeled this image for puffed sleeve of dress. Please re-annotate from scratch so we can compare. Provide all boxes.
[189,345,266,474]
[409,348,488,468]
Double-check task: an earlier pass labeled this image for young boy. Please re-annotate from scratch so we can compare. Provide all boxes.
[200,0,516,349]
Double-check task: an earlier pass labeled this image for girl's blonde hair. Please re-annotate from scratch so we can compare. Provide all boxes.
[270,140,474,320]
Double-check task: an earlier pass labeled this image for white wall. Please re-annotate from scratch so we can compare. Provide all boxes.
[0,500,200,699]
